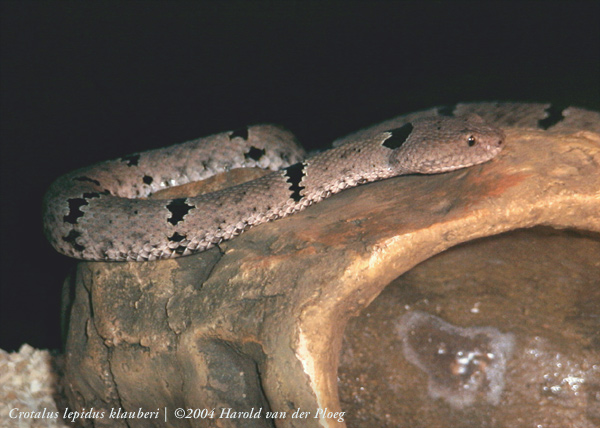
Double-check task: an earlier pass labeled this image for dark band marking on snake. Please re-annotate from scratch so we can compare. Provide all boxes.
[42,107,517,261]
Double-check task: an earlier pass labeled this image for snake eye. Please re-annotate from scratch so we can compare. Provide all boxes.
[467,136,476,147]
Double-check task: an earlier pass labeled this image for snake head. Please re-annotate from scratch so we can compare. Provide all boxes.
[386,114,505,174]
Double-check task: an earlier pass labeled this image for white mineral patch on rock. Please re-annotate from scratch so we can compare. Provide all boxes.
[397,311,515,409]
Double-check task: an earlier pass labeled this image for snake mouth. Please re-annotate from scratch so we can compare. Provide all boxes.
[428,151,502,174]
[487,142,505,156]
[434,164,473,173]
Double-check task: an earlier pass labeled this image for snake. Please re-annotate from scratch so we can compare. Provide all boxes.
[45,102,587,262]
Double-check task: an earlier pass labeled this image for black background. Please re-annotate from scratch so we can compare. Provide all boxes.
[1,2,599,352]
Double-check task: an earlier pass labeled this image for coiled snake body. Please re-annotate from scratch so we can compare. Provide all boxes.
[43,104,518,261]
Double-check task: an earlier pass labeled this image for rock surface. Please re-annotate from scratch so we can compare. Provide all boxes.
[0,345,68,428]
[60,104,600,427]
[339,227,600,428]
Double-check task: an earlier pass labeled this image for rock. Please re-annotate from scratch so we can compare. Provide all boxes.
[339,227,600,428]
[0,344,68,428]
[60,103,600,427]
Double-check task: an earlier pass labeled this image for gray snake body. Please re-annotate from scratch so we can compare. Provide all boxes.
[43,104,520,261]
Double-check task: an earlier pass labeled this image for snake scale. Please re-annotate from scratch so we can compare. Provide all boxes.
[43,102,596,262]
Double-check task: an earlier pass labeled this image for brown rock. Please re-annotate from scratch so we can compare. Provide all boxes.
[61,104,600,427]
